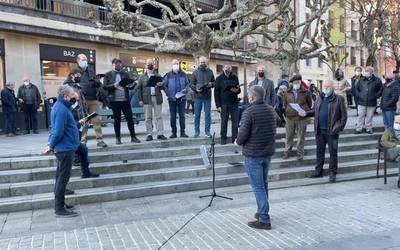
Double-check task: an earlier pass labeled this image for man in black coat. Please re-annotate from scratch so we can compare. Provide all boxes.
[381,73,400,134]
[103,58,140,145]
[1,82,18,137]
[214,64,241,145]
[17,77,42,134]
[235,85,276,230]
[354,66,383,134]
[309,80,348,183]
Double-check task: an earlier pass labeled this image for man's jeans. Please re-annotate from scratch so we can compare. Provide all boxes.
[244,156,271,224]
[54,151,74,211]
[75,143,90,176]
[315,129,339,175]
[382,110,395,134]
[169,99,186,135]
[194,98,211,135]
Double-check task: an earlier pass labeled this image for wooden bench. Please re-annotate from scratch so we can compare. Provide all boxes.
[98,107,145,125]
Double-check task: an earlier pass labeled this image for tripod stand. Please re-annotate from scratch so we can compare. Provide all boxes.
[200,133,232,207]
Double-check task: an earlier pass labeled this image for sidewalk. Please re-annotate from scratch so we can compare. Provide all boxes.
[0,109,383,158]
[0,177,398,249]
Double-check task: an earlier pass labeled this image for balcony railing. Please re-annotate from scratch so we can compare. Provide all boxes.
[0,0,109,23]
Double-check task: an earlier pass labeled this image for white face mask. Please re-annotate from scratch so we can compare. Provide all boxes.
[322,88,332,97]
[363,72,371,78]
[172,64,179,72]
[394,123,400,131]
[354,71,361,77]
[293,84,300,90]
[23,81,29,86]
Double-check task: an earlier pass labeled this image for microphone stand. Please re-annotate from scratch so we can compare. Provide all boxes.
[200,133,233,207]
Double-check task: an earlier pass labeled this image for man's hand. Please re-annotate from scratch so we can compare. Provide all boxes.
[18,98,24,103]
[139,101,144,106]
[207,82,213,88]
[113,83,120,88]
[230,87,239,93]
[298,110,307,117]
[217,107,222,113]
[78,118,87,126]
[181,89,187,94]
[196,88,202,93]
[42,146,53,155]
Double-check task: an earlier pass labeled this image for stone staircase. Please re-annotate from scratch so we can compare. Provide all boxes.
[0,127,396,213]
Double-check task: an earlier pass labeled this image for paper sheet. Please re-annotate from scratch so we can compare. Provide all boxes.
[175,91,186,99]
[289,103,305,113]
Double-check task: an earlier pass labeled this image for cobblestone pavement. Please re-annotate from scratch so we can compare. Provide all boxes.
[0,177,399,250]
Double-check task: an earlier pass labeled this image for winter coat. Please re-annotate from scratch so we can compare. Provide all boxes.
[214,72,241,107]
[380,80,400,111]
[249,77,275,106]
[282,85,313,120]
[1,87,17,113]
[164,70,189,102]
[190,67,215,99]
[355,75,383,107]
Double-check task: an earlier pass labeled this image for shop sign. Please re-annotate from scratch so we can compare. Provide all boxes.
[39,44,96,63]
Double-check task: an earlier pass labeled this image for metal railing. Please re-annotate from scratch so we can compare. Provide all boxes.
[0,0,109,23]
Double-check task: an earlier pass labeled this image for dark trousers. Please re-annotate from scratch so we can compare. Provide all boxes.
[110,101,136,139]
[4,111,16,135]
[23,104,38,132]
[75,143,90,176]
[169,99,186,135]
[220,104,239,141]
[54,151,74,211]
[315,129,339,175]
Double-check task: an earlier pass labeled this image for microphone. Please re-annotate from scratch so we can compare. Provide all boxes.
[200,145,211,170]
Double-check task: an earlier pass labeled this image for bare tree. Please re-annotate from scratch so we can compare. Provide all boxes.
[380,0,400,71]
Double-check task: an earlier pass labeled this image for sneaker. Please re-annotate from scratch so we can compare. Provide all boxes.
[366,130,373,134]
[6,133,16,137]
[157,135,168,140]
[354,130,362,134]
[65,189,75,195]
[170,134,177,139]
[55,208,78,218]
[22,130,30,135]
[205,133,212,138]
[146,135,153,141]
[247,220,271,230]
[116,138,122,145]
[82,172,100,178]
[97,141,107,148]
[180,133,189,138]
[131,136,141,143]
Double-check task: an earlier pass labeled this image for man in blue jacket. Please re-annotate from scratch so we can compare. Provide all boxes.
[164,59,190,138]
[1,82,18,137]
[44,85,80,217]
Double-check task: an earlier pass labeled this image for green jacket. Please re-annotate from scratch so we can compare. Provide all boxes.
[137,74,164,105]
[380,129,399,148]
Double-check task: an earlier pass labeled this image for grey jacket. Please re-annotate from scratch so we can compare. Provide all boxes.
[190,67,215,99]
[249,77,275,106]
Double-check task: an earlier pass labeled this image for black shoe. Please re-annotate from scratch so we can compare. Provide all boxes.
[354,130,362,134]
[146,135,153,141]
[131,136,141,143]
[65,189,75,195]
[180,133,189,138]
[157,135,167,140]
[366,130,373,134]
[97,141,108,148]
[329,173,336,183]
[170,134,177,139]
[116,138,122,145]
[82,172,100,178]
[247,220,271,230]
[22,130,30,135]
[65,204,75,210]
[309,171,323,178]
[221,138,227,145]
[33,130,39,134]
[55,208,78,217]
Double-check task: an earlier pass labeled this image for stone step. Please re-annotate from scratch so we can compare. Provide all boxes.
[0,157,387,198]
[0,162,395,213]
[0,134,381,170]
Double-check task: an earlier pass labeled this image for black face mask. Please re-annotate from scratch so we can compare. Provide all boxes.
[147,64,154,71]
[70,98,77,105]
[258,72,265,78]
[199,64,207,70]
[115,65,122,71]
[74,77,81,83]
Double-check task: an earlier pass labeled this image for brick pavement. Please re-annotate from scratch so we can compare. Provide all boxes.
[0,177,399,249]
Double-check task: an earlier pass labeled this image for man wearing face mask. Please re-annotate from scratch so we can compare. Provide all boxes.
[282,75,313,160]
[138,59,167,141]
[103,58,141,144]
[249,65,275,106]
[43,85,80,217]
[380,115,400,188]
[309,80,347,183]
[17,76,42,134]
[354,66,383,134]
[214,64,241,145]
[70,54,107,148]
[190,56,216,138]
[163,59,190,138]
[333,69,351,106]
[351,66,363,110]
[380,73,400,134]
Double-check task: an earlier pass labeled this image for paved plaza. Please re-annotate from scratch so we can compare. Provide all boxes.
[0,177,398,249]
